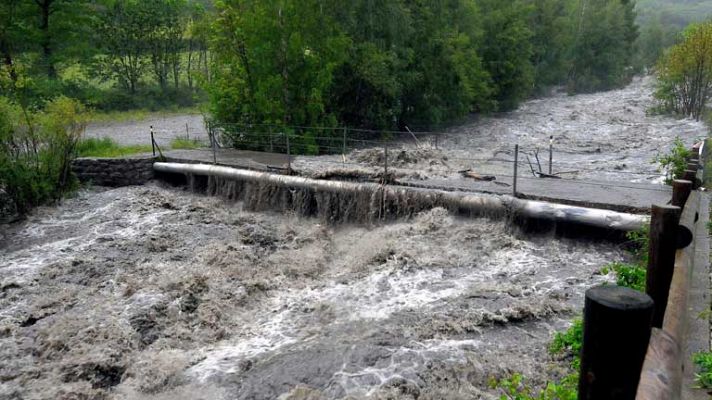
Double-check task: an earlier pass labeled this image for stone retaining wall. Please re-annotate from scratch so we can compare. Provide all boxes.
[72,156,156,187]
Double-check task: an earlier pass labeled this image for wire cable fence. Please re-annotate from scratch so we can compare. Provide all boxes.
[147,122,673,196]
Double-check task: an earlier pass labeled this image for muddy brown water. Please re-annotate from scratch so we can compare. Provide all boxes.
[2,76,698,399]
[1,184,628,399]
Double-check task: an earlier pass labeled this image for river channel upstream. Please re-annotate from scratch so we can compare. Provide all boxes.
[0,76,705,399]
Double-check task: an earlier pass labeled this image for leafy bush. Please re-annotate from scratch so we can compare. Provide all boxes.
[492,373,578,400]
[693,351,712,389]
[655,137,692,184]
[607,263,647,292]
[0,96,88,215]
[550,318,583,358]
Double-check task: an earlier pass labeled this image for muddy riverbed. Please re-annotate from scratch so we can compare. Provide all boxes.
[0,184,629,399]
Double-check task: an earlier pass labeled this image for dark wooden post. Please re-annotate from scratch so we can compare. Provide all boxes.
[646,204,681,328]
[671,180,693,209]
[683,169,696,182]
[578,285,654,400]
[150,125,156,157]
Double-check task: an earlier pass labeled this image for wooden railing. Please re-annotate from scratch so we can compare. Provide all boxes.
[577,143,706,400]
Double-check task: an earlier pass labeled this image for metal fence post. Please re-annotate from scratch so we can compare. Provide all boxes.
[549,136,553,175]
[343,127,347,162]
[513,144,519,197]
[150,125,155,157]
[286,133,291,174]
[210,123,217,164]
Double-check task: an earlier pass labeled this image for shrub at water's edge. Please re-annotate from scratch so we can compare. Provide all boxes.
[0,96,89,219]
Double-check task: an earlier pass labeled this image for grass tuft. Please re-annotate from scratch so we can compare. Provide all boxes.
[170,138,203,150]
[694,351,712,389]
[76,137,152,158]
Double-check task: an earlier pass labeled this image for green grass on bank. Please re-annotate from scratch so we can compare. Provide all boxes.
[76,137,206,158]
[694,352,712,389]
[76,138,153,158]
[170,138,203,150]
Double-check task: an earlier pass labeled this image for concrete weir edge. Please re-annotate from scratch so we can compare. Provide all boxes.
[154,162,648,233]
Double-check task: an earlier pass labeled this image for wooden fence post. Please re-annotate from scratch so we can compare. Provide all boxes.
[150,125,156,157]
[646,204,681,328]
[578,285,654,400]
[682,169,696,182]
[671,180,693,209]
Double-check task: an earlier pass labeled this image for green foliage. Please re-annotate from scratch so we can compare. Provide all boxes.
[528,0,576,91]
[76,137,152,158]
[492,373,578,400]
[549,318,583,357]
[655,21,712,120]
[693,351,712,389]
[568,0,639,93]
[655,137,692,184]
[170,137,202,150]
[600,227,650,292]
[0,95,88,214]
[605,262,647,292]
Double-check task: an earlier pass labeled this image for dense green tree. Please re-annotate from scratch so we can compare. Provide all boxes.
[479,0,535,110]
[142,0,189,89]
[568,0,639,93]
[96,1,153,93]
[655,21,712,120]
[527,0,576,91]
[210,0,350,132]
[28,0,95,79]
[0,1,33,84]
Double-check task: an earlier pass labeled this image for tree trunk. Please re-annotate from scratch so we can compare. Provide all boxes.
[187,38,194,90]
[37,0,56,79]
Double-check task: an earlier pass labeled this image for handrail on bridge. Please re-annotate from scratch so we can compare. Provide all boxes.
[575,143,707,400]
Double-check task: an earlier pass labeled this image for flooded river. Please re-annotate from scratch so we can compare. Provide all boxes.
[1,77,703,399]
[1,184,627,399]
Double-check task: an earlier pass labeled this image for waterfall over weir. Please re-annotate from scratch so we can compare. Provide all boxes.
[154,162,647,234]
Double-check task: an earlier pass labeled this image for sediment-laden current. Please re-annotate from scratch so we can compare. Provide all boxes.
[0,184,628,399]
